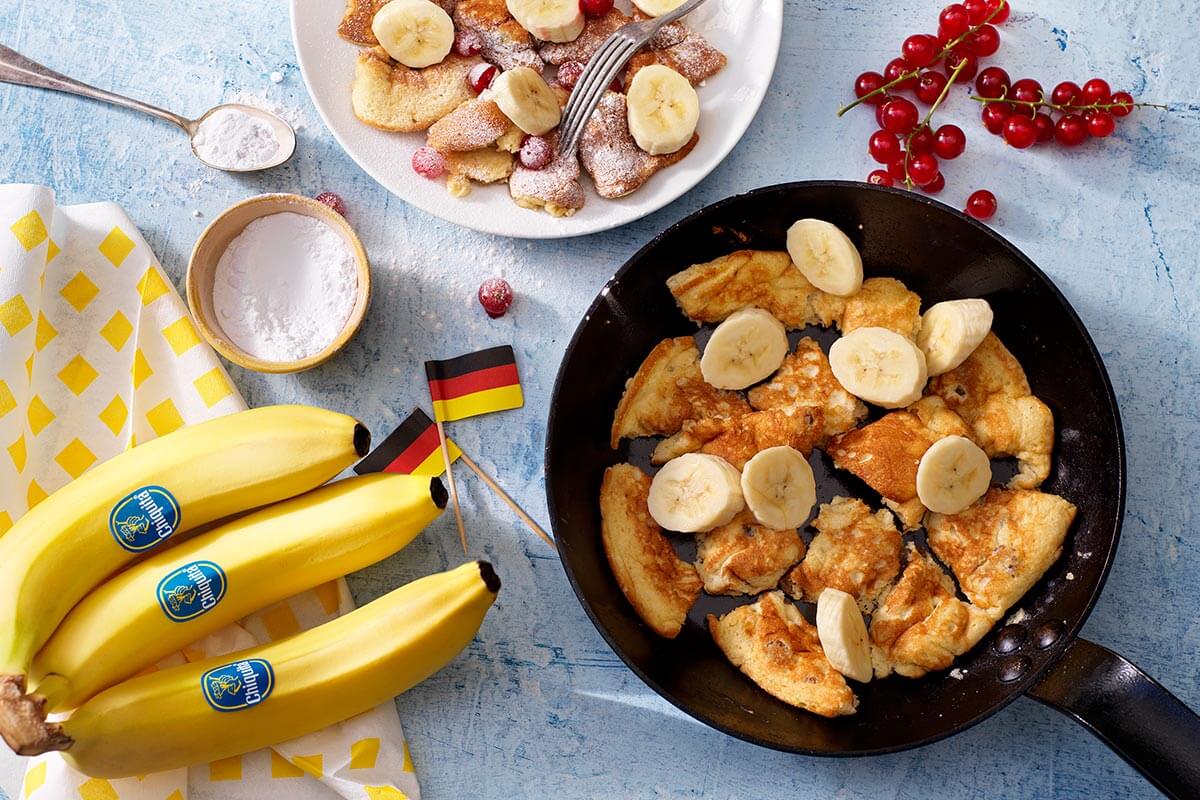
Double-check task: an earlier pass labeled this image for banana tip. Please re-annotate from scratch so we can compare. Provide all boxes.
[353,423,372,457]
[477,561,501,594]
[430,478,448,510]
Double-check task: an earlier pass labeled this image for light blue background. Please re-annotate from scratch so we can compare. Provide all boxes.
[2,0,1198,797]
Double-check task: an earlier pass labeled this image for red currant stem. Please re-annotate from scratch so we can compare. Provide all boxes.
[968,93,1168,113]
[837,0,1007,118]
[899,59,966,191]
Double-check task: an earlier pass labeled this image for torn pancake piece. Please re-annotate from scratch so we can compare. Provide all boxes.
[695,511,805,596]
[748,337,868,441]
[651,407,824,470]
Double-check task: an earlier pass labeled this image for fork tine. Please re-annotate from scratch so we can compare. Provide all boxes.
[559,38,627,134]
[558,38,639,155]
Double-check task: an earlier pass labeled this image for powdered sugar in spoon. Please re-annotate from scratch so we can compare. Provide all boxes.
[0,44,296,173]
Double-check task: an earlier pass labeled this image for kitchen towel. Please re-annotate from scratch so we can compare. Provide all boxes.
[0,184,421,800]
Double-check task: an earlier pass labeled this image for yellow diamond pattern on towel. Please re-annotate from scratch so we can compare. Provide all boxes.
[165,790,183,800]
[20,759,45,797]
[162,316,201,356]
[57,354,99,396]
[60,271,99,312]
[99,395,128,436]
[262,603,302,640]
[131,348,153,389]
[0,511,11,535]
[55,438,96,479]
[100,310,133,351]
[146,398,183,437]
[8,434,27,471]
[77,777,119,800]
[270,750,305,779]
[194,367,234,408]
[137,265,170,305]
[45,239,60,264]
[98,226,136,267]
[34,312,56,351]
[0,379,14,418]
[366,787,410,800]
[350,738,382,770]
[1,293,32,335]
[208,756,243,782]
[26,479,47,509]
[315,580,342,615]
[10,209,48,251]
[292,754,324,779]
[26,395,54,435]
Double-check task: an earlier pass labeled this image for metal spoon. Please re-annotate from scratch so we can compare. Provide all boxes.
[0,44,296,172]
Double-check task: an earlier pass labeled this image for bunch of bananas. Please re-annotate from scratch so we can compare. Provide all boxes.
[0,405,500,778]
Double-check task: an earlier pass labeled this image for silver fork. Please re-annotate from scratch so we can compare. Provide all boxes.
[556,0,709,160]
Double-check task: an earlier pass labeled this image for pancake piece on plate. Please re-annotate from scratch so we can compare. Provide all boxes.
[870,545,993,678]
[454,0,544,71]
[623,18,728,86]
[651,407,824,469]
[610,336,751,448]
[709,591,858,717]
[781,497,902,614]
[925,332,1055,489]
[695,511,805,596]
[580,92,698,199]
[926,488,1077,621]
[827,396,971,530]
[748,337,868,441]
[352,49,481,132]
[538,8,629,64]
[600,464,702,639]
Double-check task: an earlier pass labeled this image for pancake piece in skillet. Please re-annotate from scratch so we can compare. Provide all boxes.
[748,337,867,442]
[650,406,824,469]
[600,464,702,638]
[610,337,750,448]
[836,277,923,340]
[926,488,1078,621]
[827,396,971,530]
[709,591,858,717]
[870,545,992,679]
[926,332,1055,489]
[695,511,805,596]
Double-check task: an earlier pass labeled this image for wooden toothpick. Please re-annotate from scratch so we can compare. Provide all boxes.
[458,450,556,550]
[435,419,468,554]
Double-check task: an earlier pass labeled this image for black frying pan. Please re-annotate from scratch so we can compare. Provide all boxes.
[544,182,1200,798]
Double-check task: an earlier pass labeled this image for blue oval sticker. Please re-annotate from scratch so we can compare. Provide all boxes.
[201,658,274,712]
[156,560,227,622]
[109,486,181,553]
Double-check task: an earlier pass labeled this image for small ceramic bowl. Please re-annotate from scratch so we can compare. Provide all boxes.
[186,193,371,374]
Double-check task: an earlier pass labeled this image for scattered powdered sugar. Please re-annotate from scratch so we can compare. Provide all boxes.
[213,213,358,362]
[193,107,280,170]
[949,668,965,680]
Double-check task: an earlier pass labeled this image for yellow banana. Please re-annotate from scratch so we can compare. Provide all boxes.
[29,473,446,713]
[28,561,499,778]
[0,405,368,753]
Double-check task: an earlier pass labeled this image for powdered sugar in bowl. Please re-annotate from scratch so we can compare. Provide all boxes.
[186,194,371,373]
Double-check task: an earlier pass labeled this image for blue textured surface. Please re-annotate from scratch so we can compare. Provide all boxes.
[2,1,1198,798]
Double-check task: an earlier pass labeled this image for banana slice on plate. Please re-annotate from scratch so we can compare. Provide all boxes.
[632,0,686,16]
[829,326,928,408]
[915,435,991,514]
[815,587,873,682]
[700,308,789,390]
[626,65,700,156]
[647,453,745,533]
[491,66,562,135]
[786,219,864,296]
[740,445,816,530]
[505,0,584,43]
[372,0,455,69]
[917,299,994,376]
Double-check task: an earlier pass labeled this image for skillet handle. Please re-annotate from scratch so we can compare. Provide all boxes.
[1027,637,1200,799]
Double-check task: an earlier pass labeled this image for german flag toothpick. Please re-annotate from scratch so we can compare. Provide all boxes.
[426,345,523,422]
[354,409,461,478]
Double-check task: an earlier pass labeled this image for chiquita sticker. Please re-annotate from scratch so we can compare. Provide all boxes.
[201,658,275,712]
[108,485,181,553]
[156,560,227,623]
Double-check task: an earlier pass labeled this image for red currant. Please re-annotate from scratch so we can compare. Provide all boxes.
[909,126,936,155]
[986,0,1011,24]
[965,189,997,219]
[412,146,447,179]
[880,98,920,135]
[884,58,918,91]
[868,130,902,163]
[1010,78,1043,105]
[907,153,940,186]
[1109,91,1134,117]
[966,25,1000,57]
[467,63,498,93]
[887,157,909,182]
[453,29,483,57]
[875,102,888,128]
[580,0,613,17]
[938,4,971,39]
[1080,78,1111,105]
[1051,81,1081,106]
[478,278,514,318]
[314,192,347,216]
[981,102,1012,134]
[975,66,1010,99]
[855,71,887,105]
[1002,114,1037,148]
[916,70,949,104]
[902,34,941,68]
[1085,110,1116,138]
[519,135,554,169]
[1034,112,1054,143]
[920,172,946,194]
[933,124,966,158]
[945,46,978,81]
[963,0,988,24]
[557,60,584,89]
[1054,114,1088,146]
[867,169,894,187]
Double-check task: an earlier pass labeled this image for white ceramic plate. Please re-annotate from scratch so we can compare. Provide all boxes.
[291,0,782,239]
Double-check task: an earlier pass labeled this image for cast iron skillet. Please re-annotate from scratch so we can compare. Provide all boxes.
[545,182,1200,798]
